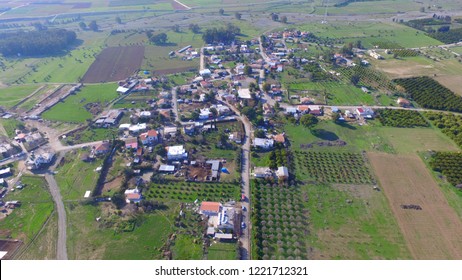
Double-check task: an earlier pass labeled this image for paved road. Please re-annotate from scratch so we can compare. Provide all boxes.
[44,154,68,260]
[55,140,104,152]
[172,87,180,123]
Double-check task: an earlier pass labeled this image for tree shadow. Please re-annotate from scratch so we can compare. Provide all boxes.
[311,129,339,141]
[337,121,357,130]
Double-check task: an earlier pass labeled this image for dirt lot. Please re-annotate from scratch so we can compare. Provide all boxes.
[82,46,145,83]
[0,239,23,260]
[368,152,462,259]
[435,75,462,96]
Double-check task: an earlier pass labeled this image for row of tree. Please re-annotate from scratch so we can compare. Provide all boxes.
[202,23,240,44]
[0,28,77,56]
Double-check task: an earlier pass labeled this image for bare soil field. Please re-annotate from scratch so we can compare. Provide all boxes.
[82,46,145,83]
[368,152,462,259]
[435,75,462,96]
[0,239,23,260]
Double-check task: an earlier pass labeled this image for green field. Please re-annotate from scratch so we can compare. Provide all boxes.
[0,176,54,245]
[0,118,24,138]
[55,149,103,200]
[303,183,411,259]
[207,242,237,260]
[0,84,41,109]
[289,82,375,105]
[42,83,118,123]
[171,234,203,260]
[284,120,394,153]
[66,202,175,259]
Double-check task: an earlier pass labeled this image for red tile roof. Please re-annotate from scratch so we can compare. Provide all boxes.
[200,201,221,213]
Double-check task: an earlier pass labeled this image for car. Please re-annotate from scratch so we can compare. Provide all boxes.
[241,222,246,229]
[242,206,246,211]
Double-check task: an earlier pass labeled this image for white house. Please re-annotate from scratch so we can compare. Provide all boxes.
[253,138,274,149]
[238,88,252,99]
[167,145,188,160]
[276,166,289,179]
[253,167,273,178]
[199,69,212,77]
[356,107,374,118]
[26,151,55,170]
[129,123,147,134]
[199,201,222,216]
[124,188,142,203]
[139,129,158,145]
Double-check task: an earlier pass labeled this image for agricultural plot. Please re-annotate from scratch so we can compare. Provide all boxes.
[252,181,309,260]
[207,242,238,260]
[0,84,40,109]
[294,151,374,184]
[82,46,145,83]
[424,112,462,148]
[146,182,240,202]
[376,109,428,128]
[394,76,462,113]
[429,152,462,187]
[381,127,459,154]
[171,234,203,260]
[66,202,175,259]
[288,82,374,105]
[368,152,462,259]
[41,83,118,123]
[0,176,54,248]
[334,65,396,92]
[303,183,410,259]
[142,45,198,76]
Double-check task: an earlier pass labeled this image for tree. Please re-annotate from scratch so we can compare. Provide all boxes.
[332,112,340,123]
[78,21,86,30]
[189,23,200,34]
[219,8,224,15]
[172,24,180,33]
[244,65,252,76]
[111,192,126,209]
[274,101,281,111]
[148,32,168,45]
[210,107,218,119]
[235,12,242,20]
[190,111,199,120]
[350,74,360,86]
[262,83,271,92]
[271,13,279,21]
[255,129,266,138]
[88,20,98,31]
[154,145,167,157]
[115,16,122,24]
[241,106,257,121]
[281,16,288,24]
[300,114,318,128]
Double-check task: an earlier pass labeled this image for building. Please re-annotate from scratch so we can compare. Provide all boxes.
[25,151,55,170]
[238,88,252,99]
[273,133,285,144]
[397,97,411,107]
[253,138,274,149]
[129,123,147,135]
[125,137,138,150]
[206,160,221,181]
[199,201,222,216]
[95,110,123,127]
[139,130,158,145]
[276,166,289,179]
[94,141,111,155]
[229,132,243,144]
[124,188,142,203]
[166,145,188,160]
[159,165,175,173]
[356,107,374,118]
[0,167,11,178]
[253,167,273,178]
[183,125,195,136]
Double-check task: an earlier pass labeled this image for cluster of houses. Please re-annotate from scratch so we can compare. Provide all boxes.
[14,131,47,151]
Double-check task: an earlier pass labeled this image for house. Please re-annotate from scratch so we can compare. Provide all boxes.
[253,167,273,178]
[129,123,147,135]
[263,103,274,116]
[199,201,222,216]
[125,137,138,150]
[139,130,158,145]
[397,97,411,108]
[166,145,188,160]
[139,111,152,119]
[183,125,195,136]
[199,108,211,120]
[94,141,111,155]
[356,107,374,118]
[297,105,310,113]
[25,151,55,170]
[276,166,289,179]
[124,188,142,203]
[159,165,175,173]
[238,88,252,99]
[199,69,212,77]
[254,138,274,149]
[285,107,297,115]
[206,160,221,181]
[229,132,243,144]
[0,167,11,178]
[95,109,123,127]
[300,97,314,104]
[273,133,285,144]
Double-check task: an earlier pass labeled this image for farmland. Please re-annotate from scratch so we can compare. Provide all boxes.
[376,109,428,128]
[429,152,462,187]
[0,84,40,109]
[424,112,462,148]
[207,242,237,260]
[394,77,462,113]
[82,46,145,83]
[294,151,374,184]
[368,152,462,259]
[0,176,54,249]
[41,83,119,123]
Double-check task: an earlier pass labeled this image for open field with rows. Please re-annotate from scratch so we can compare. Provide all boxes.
[368,152,462,259]
[252,180,309,260]
[41,83,118,123]
[294,151,375,184]
[394,77,462,113]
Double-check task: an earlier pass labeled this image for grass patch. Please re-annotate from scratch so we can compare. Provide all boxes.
[0,84,40,109]
[171,234,203,260]
[0,118,24,137]
[42,83,119,123]
[207,242,237,260]
[0,176,54,244]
